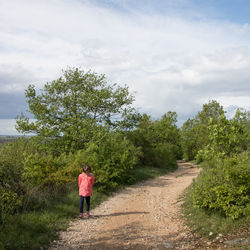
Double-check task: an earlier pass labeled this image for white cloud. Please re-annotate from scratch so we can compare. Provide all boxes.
[0,119,18,135]
[0,0,249,130]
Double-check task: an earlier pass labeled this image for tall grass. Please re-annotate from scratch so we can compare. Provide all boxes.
[0,185,109,250]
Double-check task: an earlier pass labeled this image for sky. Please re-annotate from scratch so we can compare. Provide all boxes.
[0,0,250,135]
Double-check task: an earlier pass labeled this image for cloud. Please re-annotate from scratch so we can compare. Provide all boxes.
[0,64,35,93]
[0,119,19,135]
[0,0,250,130]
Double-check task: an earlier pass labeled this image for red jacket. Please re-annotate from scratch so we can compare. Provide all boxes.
[78,172,95,196]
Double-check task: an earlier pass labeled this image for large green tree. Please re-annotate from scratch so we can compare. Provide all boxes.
[196,110,248,161]
[16,68,136,152]
[181,100,225,160]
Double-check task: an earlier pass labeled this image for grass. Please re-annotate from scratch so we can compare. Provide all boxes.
[181,184,250,241]
[0,164,176,250]
[0,186,109,250]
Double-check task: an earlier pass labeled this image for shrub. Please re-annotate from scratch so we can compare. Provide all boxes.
[191,152,250,219]
[129,112,181,167]
[149,143,177,169]
[0,188,23,224]
[196,111,247,162]
[22,153,74,186]
[79,131,141,192]
[0,138,84,216]
[0,138,37,221]
[22,130,141,192]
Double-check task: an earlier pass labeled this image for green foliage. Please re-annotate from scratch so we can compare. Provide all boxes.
[182,184,250,238]
[78,130,141,192]
[21,129,141,193]
[153,112,183,160]
[181,100,224,161]
[0,137,37,169]
[0,138,82,218]
[0,138,42,222]
[236,110,250,150]
[22,152,80,187]
[181,118,199,161]
[196,111,247,162]
[0,187,107,250]
[0,129,141,220]
[16,68,137,153]
[195,100,225,148]
[191,152,250,219]
[182,101,249,222]
[0,189,23,224]
[129,111,182,167]
[148,143,176,168]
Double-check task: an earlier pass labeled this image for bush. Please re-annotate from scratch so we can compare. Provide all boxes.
[148,143,177,169]
[0,138,83,217]
[0,128,141,217]
[129,112,181,167]
[0,138,38,221]
[79,131,141,192]
[22,152,80,186]
[0,189,23,224]
[0,138,44,193]
[191,152,250,219]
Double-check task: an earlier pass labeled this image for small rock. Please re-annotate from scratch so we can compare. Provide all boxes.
[207,241,211,245]
[218,233,222,237]
[209,232,213,236]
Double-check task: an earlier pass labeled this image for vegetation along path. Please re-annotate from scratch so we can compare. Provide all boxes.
[50,162,203,249]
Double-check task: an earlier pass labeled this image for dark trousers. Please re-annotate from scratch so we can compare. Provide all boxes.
[79,196,91,214]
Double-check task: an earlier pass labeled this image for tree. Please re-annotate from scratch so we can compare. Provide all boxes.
[16,68,136,152]
[181,118,199,160]
[181,100,225,160]
[129,112,181,167]
[197,111,246,161]
[195,100,225,150]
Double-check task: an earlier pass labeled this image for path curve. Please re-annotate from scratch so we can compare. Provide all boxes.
[50,161,201,249]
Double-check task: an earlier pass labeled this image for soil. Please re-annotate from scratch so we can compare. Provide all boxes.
[49,162,247,249]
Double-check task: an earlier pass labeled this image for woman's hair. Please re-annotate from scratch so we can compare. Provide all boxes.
[83,164,91,173]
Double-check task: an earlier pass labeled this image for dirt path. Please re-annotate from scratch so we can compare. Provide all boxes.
[50,161,201,249]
